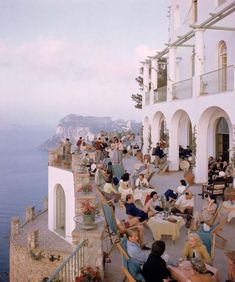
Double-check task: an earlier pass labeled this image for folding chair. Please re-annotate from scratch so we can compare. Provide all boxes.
[116,236,145,282]
[112,164,125,181]
[201,181,226,199]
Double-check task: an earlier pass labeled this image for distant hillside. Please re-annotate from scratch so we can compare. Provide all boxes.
[39,114,141,150]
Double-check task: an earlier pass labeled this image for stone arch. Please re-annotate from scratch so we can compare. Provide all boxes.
[152,112,167,146]
[195,106,232,183]
[169,109,192,170]
[54,184,66,236]
[143,116,150,154]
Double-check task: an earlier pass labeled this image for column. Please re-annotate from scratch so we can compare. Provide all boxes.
[143,62,150,106]
[168,46,176,101]
[194,29,205,76]
[151,58,158,103]
[168,124,179,171]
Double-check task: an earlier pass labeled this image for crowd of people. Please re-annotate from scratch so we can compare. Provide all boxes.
[57,133,232,282]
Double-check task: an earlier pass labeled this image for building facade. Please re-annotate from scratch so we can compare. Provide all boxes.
[141,0,235,183]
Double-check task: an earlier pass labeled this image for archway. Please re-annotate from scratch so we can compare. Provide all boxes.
[215,117,229,162]
[152,112,167,146]
[196,106,232,183]
[55,184,66,236]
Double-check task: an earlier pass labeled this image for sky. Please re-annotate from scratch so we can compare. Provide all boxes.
[0,0,169,127]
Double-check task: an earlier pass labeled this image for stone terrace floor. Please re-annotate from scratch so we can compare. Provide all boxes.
[104,156,235,282]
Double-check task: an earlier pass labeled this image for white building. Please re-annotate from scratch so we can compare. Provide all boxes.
[141,0,235,183]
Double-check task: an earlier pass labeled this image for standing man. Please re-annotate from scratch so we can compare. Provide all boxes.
[95,137,104,164]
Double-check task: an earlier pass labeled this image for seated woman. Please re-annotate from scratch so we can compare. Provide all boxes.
[182,233,211,264]
[189,258,214,282]
[145,191,164,212]
[118,173,133,204]
[191,195,217,230]
[103,178,121,203]
[175,179,188,195]
[135,174,150,189]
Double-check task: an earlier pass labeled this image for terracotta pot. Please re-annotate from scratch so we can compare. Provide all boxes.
[184,170,195,185]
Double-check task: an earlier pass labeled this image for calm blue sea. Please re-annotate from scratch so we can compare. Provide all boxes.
[0,126,53,281]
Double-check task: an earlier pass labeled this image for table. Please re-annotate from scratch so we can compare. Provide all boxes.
[147,214,185,241]
[222,200,235,222]
[168,261,219,282]
[133,188,155,206]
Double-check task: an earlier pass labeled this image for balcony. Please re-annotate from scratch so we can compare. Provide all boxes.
[200,65,234,95]
[153,86,167,103]
[172,78,192,100]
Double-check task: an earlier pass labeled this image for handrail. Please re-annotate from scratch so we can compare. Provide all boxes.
[46,239,88,282]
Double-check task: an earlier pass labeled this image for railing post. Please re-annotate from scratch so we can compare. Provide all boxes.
[168,46,176,101]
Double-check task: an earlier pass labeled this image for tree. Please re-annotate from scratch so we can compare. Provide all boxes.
[131,93,142,109]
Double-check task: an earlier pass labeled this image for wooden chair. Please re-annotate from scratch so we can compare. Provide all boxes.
[201,182,226,199]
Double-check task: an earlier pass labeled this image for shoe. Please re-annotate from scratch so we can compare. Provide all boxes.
[142,245,151,250]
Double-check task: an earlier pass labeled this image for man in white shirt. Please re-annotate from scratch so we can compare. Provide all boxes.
[171,191,194,227]
[135,174,149,189]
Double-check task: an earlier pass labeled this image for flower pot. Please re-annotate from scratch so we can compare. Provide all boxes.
[83,214,95,226]
[184,170,195,185]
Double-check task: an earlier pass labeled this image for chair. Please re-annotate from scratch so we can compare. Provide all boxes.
[96,185,113,205]
[201,182,226,199]
[116,236,145,282]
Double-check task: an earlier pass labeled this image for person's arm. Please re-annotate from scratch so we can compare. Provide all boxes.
[182,243,190,259]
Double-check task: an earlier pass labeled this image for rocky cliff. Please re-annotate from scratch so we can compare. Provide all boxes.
[39,114,141,150]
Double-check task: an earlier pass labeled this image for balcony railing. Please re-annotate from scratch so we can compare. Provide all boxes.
[200,65,234,95]
[172,78,192,100]
[153,86,167,103]
[47,239,87,282]
[145,92,150,105]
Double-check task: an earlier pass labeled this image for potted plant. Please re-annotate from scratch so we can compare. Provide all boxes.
[75,266,102,282]
[78,183,93,193]
[81,200,97,225]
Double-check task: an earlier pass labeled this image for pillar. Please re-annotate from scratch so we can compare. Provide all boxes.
[168,46,176,101]
[11,217,20,236]
[151,58,158,103]
[26,206,35,221]
[27,230,39,249]
[194,29,205,76]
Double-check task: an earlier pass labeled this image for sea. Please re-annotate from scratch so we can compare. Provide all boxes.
[0,126,54,282]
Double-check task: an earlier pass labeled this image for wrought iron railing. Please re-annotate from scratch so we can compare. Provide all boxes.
[145,92,150,105]
[200,65,234,95]
[153,86,167,103]
[172,78,192,100]
[46,239,87,282]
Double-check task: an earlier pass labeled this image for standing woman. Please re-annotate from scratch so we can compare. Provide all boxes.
[118,140,124,164]
[112,139,119,164]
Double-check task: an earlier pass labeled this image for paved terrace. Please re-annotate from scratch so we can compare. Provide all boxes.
[104,156,235,282]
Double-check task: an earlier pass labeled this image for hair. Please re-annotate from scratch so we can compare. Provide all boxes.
[150,191,157,198]
[180,179,187,186]
[139,174,144,178]
[208,194,217,203]
[126,194,133,202]
[121,173,130,182]
[188,233,203,246]
[126,229,137,239]
[151,240,165,256]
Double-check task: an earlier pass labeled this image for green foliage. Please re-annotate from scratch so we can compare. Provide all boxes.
[131,93,142,109]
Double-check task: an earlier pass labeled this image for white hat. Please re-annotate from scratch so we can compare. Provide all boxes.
[91,164,97,172]
[219,171,225,177]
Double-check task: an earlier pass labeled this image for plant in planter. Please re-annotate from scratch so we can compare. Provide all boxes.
[75,266,102,282]
[78,183,93,193]
[81,200,97,225]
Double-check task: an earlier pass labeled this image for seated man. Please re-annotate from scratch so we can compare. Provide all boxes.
[125,194,155,222]
[142,240,172,282]
[171,191,194,228]
[135,174,149,189]
[126,230,150,265]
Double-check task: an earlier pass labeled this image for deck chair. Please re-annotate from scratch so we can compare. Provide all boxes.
[116,236,145,282]
[102,203,124,255]
[96,185,114,205]
[112,164,125,180]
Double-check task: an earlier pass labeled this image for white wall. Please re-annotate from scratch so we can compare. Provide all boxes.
[48,166,75,244]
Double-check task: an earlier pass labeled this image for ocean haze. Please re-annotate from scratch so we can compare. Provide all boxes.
[0,126,50,280]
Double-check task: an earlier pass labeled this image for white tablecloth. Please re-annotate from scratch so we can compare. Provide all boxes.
[147,214,185,241]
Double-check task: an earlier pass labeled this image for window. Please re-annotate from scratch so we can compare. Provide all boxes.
[56,184,66,236]
[218,41,227,91]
